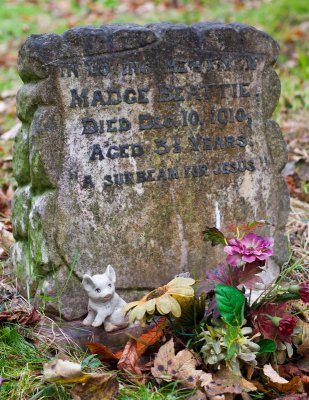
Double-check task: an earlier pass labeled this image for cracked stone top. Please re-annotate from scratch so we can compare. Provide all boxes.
[12,23,289,320]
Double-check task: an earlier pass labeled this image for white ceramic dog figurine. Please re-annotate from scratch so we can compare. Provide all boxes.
[82,265,129,332]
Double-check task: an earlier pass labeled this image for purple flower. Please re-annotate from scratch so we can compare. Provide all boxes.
[224,233,274,267]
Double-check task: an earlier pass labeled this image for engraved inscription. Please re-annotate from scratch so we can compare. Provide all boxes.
[57,55,265,192]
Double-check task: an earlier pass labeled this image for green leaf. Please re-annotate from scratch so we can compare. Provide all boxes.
[225,326,239,360]
[202,227,226,246]
[257,339,276,354]
[227,343,237,360]
[225,326,238,346]
[274,293,299,302]
[81,354,102,369]
[215,284,245,326]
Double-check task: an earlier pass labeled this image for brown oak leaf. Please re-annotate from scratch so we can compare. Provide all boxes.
[151,338,212,388]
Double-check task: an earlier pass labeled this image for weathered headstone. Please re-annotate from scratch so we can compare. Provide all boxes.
[12,23,289,320]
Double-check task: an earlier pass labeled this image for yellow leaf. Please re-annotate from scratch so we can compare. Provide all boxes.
[48,374,93,385]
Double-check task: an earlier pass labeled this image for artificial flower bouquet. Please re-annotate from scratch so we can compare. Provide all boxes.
[124,222,309,397]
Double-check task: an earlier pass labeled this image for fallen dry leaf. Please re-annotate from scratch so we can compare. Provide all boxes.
[151,337,175,380]
[19,307,41,325]
[117,339,142,375]
[0,306,41,325]
[246,365,255,380]
[0,221,14,258]
[86,319,165,366]
[250,380,268,394]
[86,342,121,362]
[301,375,309,384]
[263,364,305,394]
[241,393,253,400]
[134,317,166,357]
[279,363,303,379]
[274,394,309,400]
[296,320,309,353]
[208,396,228,400]
[115,320,166,376]
[268,376,304,394]
[263,364,289,383]
[297,338,309,356]
[205,368,257,397]
[297,355,309,372]
[0,185,14,216]
[186,390,207,400]
[151,338,212,388]
[71,373,118,400]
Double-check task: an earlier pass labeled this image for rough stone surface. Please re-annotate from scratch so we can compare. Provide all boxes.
[12,23,290,320]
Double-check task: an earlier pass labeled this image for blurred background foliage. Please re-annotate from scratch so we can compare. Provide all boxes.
[0,0,308,212]
[0,0,308,117]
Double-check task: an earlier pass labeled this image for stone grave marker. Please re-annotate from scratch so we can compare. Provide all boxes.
[12,23,289,320]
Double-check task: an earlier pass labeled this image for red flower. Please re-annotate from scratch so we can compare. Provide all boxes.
[253,303,297,343]
[278,316,297,341]
[299,282,309,303]
[253,303,286,341]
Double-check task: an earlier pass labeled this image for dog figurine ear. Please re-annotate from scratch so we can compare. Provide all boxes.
[106,265,116,283]
[82,274,95,291]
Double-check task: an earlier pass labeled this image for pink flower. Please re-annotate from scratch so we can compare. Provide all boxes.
[299,282,309,303]
[224,233,274,267]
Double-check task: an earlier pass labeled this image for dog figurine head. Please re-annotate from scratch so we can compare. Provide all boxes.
[82,265,116,302]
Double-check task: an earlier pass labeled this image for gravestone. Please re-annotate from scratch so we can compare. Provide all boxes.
[12,23,289,320]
